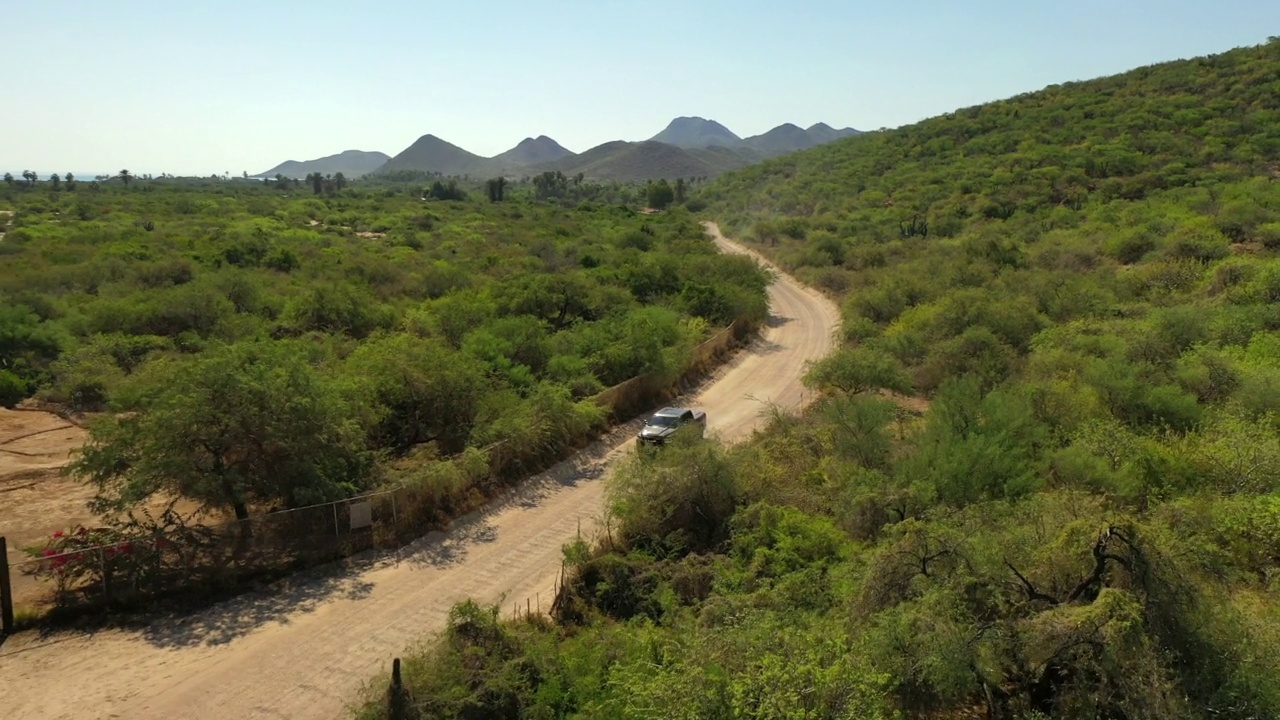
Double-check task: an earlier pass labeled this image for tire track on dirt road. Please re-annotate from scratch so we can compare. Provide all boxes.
[0,223,840,720]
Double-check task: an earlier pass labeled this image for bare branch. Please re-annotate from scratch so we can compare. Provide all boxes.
[1006,561,1060,605]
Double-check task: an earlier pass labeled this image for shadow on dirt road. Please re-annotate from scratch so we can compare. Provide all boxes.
[137,568,376,648]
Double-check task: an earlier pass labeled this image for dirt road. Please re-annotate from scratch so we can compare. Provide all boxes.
[0,224,840,720]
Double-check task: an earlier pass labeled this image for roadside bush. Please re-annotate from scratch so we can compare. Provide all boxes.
[608,433,738,554]
[0,369,27,407]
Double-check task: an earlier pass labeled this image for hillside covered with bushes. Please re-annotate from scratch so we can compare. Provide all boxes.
[355,40,1280,719]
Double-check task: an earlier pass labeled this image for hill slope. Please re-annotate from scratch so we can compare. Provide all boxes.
[374,134,497,177]
[541,140,755,182]
[803,121,862,145]
[491,136,574,168]
[738,122,816,156]
[649,116,742,148]
[648,118,863,158]
[254,150,389,179]
[705,42,1280,227]
[694,41,1280,715]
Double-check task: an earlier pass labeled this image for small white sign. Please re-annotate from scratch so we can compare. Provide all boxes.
[349,500,373,530]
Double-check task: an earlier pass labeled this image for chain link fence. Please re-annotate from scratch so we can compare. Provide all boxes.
[5,320,754,618]
[8,488,419,614]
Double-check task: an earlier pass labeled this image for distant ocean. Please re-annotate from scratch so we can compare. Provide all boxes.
[4,170,270,180]
[3,172,113,180]
[1,172,244,181]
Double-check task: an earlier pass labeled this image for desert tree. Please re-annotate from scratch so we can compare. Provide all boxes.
[646,179,675,210]
[426,179,466,201]
[533,170,567,200]
[486,176,507,202]
[69,341,371,523]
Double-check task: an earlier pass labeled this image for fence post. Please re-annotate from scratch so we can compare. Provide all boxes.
[333,503,340,543]
[0,537,13,636]
[98,547,110,604]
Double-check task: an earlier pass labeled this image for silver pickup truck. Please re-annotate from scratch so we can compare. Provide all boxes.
[636,406,707,448]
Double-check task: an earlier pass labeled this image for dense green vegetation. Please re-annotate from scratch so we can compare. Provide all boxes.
[356,40,1280,719]
[1,179,768,520]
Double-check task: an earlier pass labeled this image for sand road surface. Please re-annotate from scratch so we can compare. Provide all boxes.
[0,224,840,720]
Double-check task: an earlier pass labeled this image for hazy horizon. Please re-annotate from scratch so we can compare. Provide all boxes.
[5,0,1278,177]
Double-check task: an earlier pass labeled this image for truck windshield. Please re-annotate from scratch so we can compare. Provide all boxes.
[648,415,680,428]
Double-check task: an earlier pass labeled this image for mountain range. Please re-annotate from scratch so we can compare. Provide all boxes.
[256,150,390,179]
[255,118,861,182]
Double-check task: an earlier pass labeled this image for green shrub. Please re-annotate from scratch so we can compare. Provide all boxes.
[0,369,27,407]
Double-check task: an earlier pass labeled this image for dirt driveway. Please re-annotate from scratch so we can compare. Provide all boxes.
[0,224,841,720]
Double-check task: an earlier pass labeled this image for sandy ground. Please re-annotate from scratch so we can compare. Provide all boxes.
[0,409,92,599]
[0,224,841,720]
[0,410,203,607]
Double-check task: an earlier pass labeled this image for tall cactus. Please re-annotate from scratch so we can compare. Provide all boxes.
[899,215,929,238]
[387,657,417,720]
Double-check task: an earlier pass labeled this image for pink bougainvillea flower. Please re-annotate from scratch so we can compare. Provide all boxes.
[52,530,64,538]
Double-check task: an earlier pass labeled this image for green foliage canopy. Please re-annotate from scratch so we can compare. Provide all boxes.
[71,341,369,521]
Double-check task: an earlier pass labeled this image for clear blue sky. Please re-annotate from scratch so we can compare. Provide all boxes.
[5,0,1277,176]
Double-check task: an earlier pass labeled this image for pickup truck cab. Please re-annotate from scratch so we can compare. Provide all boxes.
[636,406,707,448]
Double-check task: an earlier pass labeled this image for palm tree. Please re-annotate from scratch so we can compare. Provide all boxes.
[2,173,12,186]
[118,169,133,186]
[49,173,60,190]
[64,173,75,190]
